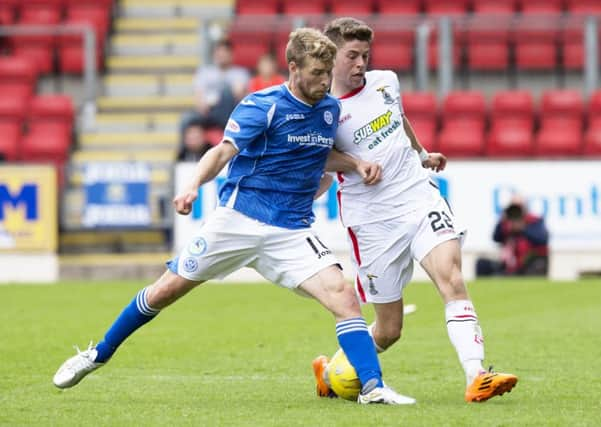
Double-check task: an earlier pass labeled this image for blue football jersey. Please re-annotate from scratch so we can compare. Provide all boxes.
[220,84,340,229]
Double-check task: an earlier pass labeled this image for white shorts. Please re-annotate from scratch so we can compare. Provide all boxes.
[347,197,466,304]
[168,207,340,289]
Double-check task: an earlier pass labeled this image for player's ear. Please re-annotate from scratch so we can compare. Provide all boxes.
[288,60,298,75]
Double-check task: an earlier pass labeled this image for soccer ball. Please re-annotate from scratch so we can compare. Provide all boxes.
[327,349,361,401]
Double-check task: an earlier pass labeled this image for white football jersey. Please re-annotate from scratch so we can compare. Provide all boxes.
[335,70,439,227]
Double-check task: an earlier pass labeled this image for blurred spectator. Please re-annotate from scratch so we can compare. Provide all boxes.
[247,53,286,93]
[179,39,250,148]
[476,196,549,276]
[177,118,213,161]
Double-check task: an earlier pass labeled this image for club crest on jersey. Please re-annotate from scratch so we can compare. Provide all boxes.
[324,110,333,125]
[183,257,198,273]
[367,273,379,295]
[376,86,395,105]
[225,118,240,133]
[188,237,207,256]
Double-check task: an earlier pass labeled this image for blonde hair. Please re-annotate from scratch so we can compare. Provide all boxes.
[285,27,337,68]
[323,17,374,47]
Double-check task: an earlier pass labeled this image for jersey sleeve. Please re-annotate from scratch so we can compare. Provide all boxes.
[223,95,270,152]
[389,70,405,116]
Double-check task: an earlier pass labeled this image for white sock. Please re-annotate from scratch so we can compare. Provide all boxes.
[445,300,485,385]
[367,322,386,353]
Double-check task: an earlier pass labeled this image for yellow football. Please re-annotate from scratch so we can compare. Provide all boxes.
[327,349,361,401]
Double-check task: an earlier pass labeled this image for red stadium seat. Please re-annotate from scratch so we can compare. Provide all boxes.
[30,95,75,132]
[467,21,510,71]
[19,4,62,25]
[487,119,534,157]
[583,123,601,155]
[561,17,601,71]
[236,0,279,15]
[0,122,21,161]
[57,13,107,74]
[535,90,583,156]
[64,0,113,7]
[0,94,29,124]
[411,118,437,151]
[488,90,535,157]
[231,42,270,69]
[472,0,516,14]
[562,33,584,70]
[331,2,374,15]
[518,0,564,14]
[281,0,328,15]
[0,4,16,25]
[588,90,601,120]
[403,91,438,151]
[13,45,55,75]
[583,91,601,155]
[0,56,37,100]
[424,0,469,15]
[514,20,560,70]
[566,0,601,13]
[403,91,437,119]
[491,90,534,122]
[439,91,486,156]
[438,119,485,157]
[535,90,584,157]
[376,0,422,15]
[58,45,104,74]
[541,89,584,120]
[370,40,413,71]
[21,122,72,162]
[535,119,583,156]
[64,10,110,42]
[442,91,487,121]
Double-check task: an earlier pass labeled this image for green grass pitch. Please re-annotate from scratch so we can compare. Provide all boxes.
[1,278,600,426]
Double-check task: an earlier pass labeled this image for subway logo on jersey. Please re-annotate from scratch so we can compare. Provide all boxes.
[353,110,393,144]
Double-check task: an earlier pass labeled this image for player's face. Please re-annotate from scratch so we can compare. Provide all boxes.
[289,57,333,105]
[334,39,370,91]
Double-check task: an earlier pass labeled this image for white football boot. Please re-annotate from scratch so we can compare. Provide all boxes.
[53,342,104,389]
[357,379,416,405]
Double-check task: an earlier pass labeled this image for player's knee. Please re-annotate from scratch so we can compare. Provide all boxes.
[330,283,361,318]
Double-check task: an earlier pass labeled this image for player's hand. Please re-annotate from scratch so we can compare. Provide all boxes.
[357,160,382,185]
[422,153,447,172]
[173,188,198,215]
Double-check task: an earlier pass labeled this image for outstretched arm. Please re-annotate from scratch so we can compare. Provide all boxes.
[325,148,381,185]
[173,141,238,215]
[403,115,447,172]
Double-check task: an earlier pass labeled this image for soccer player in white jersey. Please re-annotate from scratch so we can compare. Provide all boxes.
[52,28,414,405]
[312,18,518,403]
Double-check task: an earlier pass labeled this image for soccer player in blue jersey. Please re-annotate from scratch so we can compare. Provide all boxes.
[53,28,412,405]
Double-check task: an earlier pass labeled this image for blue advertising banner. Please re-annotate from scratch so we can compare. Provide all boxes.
[83,162,151,228]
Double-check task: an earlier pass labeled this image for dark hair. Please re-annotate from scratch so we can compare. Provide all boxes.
[323,17,374,48]
[505,203,524,220]
[213,39,232,51]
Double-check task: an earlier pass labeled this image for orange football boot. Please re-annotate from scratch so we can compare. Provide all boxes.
[312,355,337,398]
[465,366,518,402]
